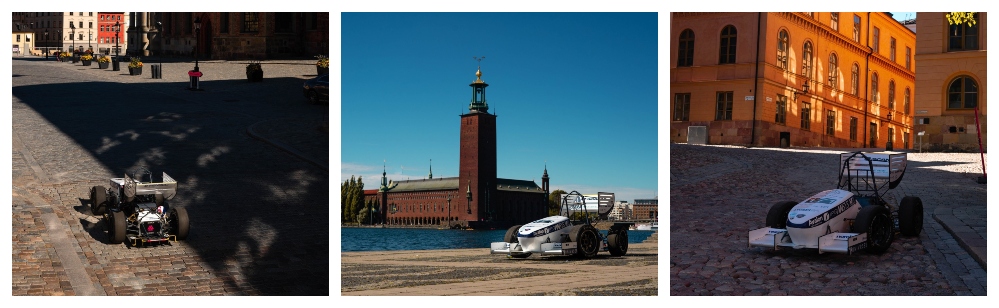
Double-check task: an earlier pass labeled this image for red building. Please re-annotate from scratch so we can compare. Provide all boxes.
[97,12,125,55]
[365,68,549,229]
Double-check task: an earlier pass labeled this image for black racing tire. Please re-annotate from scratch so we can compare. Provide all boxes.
[509,253,531,259]
[108,211,126,244]
[169,207,190,240]
[569,224,600,258]
[504,225,522,243]
[765,201,798,229]
[90,186,108,215]
[853,205,894,254]
[307,90,320,105]
[607,231,628,256]
[898,196,924,237]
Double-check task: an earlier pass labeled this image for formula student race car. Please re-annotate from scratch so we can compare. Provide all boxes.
[490,191,631,258]
[748,151,923,254]
[89,168,190,246]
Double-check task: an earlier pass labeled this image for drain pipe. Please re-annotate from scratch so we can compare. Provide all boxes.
[750,12,762,146]
[862,12,871,148]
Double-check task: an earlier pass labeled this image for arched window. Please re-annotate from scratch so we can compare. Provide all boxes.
[948,76,978,109]
[871,73,879,103]
[678,29,694,67]
[851,63,859,95]
[904,88,911,115]
[888,80,896,110]
[719,25,737,64]
[777,29,789,70]
[802,41,813,79]
[827,53,838,86]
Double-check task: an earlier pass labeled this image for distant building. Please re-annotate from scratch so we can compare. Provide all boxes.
[609,201,631,221]
[671,12,916,149]
[913,13,987,152]
[632,198,658,221]
[13,12,127,55]
[137,12,329,59]
[359,68,549,229]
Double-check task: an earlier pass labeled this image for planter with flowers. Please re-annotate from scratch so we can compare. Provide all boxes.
[246,61,263,82]
[97,56,111,69]
[80,54,93,66]
[316,55,329,76]
[128,57,143,76]
[60,52,72,63]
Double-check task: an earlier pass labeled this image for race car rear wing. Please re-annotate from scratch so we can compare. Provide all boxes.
[123,172,178,201]
[837,151,907,195]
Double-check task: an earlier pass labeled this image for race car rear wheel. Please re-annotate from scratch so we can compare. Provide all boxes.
[607,231,628,256]
[765,201,797,229]
[898,196,924,237]
[107,211,126,244]
[569,224,600,258]
[90,186,108,215]
[169,207,190,240]
[853,205,894,254]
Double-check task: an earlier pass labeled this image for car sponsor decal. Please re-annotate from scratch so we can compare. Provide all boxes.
[787,196,856,228]
[520,220,570,238]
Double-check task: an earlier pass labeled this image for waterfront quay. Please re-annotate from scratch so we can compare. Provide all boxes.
[670,144,986,296]
[341,236,659,295]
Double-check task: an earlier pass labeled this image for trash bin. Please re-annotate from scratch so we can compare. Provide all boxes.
[112,57,120,71]
[151,64,162,79]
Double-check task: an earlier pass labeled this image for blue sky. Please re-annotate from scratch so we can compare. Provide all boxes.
[340,13,659,203]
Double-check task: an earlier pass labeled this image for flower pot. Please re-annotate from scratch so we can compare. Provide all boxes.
[82,60,92,66]
[317,66,329,76]
[129,67,143,76]
[247,70,263,82]
[98,62,109,69]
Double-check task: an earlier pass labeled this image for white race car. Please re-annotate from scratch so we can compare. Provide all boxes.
[748,151,923,254]
[490,191,630,258]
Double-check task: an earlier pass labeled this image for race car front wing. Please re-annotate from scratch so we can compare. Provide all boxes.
[748,227,867,255]
[490,242,578,256]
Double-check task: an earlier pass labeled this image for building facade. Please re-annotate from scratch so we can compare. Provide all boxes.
[13,12,125,55]
[98,13,126,55]
[671,12,916,149]
[913,13,987,152]
[361,68,549,229]
[146,12,328,59]
[632,199,658,221]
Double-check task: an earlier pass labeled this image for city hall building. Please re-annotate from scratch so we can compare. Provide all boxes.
[671,12,916,149]
[364,68,549,229]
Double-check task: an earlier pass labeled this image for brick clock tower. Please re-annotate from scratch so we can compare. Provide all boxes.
[459,67,497,226]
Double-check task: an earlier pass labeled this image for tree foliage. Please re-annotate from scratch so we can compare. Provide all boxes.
[946,12,977,27]
[341,176,365,223]
[548,189,567,216]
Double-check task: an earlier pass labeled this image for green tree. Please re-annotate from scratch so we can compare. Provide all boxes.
[357,200,370,224]
[548,189,567,216]
[343,176,357,223]
[340,179,349,222]
[947,12,977,27]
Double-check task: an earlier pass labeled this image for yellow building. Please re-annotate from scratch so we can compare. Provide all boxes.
[913,13,987,152]
[671,12,916,149]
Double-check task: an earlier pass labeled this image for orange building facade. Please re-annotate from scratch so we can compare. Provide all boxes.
[913,13,987,152]
[671,12,916,149]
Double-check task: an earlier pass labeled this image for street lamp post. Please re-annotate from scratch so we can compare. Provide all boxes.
[88,29,92,52]
[446,194,452,229]
[193,17,201,72]
[44,30,49,59]
[70,23,76,59]
[113,21,120,71]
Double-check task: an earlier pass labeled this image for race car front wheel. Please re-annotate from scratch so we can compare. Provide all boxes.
[766,201,797,229]
[853,205,894,254]
[569,225,600,258]
[90,186,108,215]
[607,231,628,256]
[107,211,126,244]
[169,207,190,240]
[504,225,522,243]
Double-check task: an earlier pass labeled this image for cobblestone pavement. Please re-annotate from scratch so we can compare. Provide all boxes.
[12,56,329,295]
[669,144,986,296]
[341,241,659,295]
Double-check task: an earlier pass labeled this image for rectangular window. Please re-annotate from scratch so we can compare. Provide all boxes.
[275,12,293,33]
[904,132,909,149]
[220,13,229,33]
[16,35,20,42]
[890,37,896,61]
[89,21,92,28]
[831,12,839,30]
[775,95,787,124]
[906,47,911,70]
[826,109,836,136]
[673,93,690,121]
[801,102,811,130]
[849,117,858,141]
[307,12,319,30]
[715,92,733,120]
[243,13,259,32]
[872,27,880,53]
[853,15,861,42]
[949,13,980,51]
